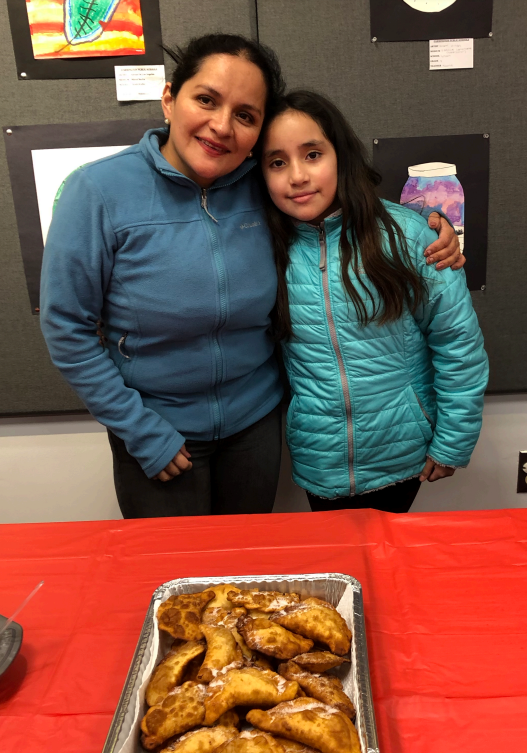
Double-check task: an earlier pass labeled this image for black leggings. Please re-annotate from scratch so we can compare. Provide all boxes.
[108,405,282,519]
[307,477,421,514]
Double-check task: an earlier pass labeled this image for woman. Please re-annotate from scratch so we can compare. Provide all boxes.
[40,34,462,519]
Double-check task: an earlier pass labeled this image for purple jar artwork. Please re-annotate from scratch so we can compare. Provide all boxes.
[400,162,465,252]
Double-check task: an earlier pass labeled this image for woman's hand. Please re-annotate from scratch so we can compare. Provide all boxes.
[419,457,456,483]
[154,445,192,482]
[424,212,465,271]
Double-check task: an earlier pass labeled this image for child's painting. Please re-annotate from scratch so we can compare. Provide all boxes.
[6,0,162,78]
[26,0,145,59]
[3,119,160,313]
[370,0,493,42]
[32,145,131,243]
[402,0,457,10]
[372,134,489,292]
[400,161,465,252]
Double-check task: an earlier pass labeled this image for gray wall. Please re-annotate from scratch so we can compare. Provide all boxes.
[0,0,525,416]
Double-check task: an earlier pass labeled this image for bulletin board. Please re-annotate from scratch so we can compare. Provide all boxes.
[0,0,524,417]
[257,0,526,394]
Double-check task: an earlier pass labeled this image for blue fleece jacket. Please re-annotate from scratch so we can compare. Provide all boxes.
[40,128,282,478]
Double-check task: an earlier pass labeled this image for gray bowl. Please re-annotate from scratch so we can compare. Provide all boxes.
[0,615,23,676]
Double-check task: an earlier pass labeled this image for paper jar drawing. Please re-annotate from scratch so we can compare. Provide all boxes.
[26,0,145,59]
[402,0,457,11]
[401,162,465,252]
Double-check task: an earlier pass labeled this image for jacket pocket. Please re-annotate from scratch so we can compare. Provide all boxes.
[407,386,434,442]
[285,393,298,446]
[116,332,135,381]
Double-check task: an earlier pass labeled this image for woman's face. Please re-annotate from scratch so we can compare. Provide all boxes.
[161,53,267,188]
[262,110,339,225]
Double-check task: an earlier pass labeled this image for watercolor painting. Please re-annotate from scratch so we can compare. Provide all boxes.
[400,161,465,252]
[25,0,145,59]
[402,0,458,11]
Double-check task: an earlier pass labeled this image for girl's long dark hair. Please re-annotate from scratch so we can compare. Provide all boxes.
[261,90,427,340]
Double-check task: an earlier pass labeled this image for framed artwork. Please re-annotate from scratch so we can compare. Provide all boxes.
[3,118,162,313]
[6,0,163,79]
[370,0,493,42]
[372,133,490,291]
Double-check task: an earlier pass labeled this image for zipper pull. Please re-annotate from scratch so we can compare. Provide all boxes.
[201,188,219,223]
[318,223,327,271]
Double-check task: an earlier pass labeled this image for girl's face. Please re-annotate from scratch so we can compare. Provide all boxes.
[161,54,267,188]
[262,110,339,225]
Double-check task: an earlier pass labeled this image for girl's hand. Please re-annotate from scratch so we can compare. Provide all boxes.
[419,457,456,483]
[153,445,192,482]
[424,212,466,271]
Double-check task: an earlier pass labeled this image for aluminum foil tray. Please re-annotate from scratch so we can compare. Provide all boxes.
[102,573,379,753]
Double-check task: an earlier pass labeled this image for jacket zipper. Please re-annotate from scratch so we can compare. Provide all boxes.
[201,188,225,440]
[118,332,130,359]
[318,224,356,495]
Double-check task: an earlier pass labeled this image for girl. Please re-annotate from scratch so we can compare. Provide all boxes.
[261,91,488,513]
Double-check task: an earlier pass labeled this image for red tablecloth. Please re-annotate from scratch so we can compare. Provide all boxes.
[1,508,526,753]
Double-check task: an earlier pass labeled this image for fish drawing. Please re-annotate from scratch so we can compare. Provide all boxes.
[64,0,122,45]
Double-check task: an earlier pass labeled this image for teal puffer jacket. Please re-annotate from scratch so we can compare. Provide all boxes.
[282,202,489,498]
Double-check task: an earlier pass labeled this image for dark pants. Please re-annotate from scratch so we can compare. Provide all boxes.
[307,477,421,514]
[108,405,282,519]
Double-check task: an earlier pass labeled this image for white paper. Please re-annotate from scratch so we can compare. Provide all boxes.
[32,145,130,244]
[115,65,165,101]
[429,38,474,70]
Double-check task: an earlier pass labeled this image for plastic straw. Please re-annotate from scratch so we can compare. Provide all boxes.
[0,580,44,636]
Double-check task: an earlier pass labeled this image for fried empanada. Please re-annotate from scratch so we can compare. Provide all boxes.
[197,624,244,682]
[278,661,355,719]
[229,626,274,671]
[158,591,215,641]
[203,666,299,725]
[228,590,300,612]
[292,651,349,674]
[141,681,207,750]
[247,651,275,672]
[271,599,351,656]
[182,655,204,683]
[216,730,286,753]
[274,740,320,753]
[247,609,272,620]
[237,616,314,660]
[146,640,206,706]
[246,698,361,753]
[159,725,239,753]
[203,607,247,630]
[206,584,241,610]
[215,710,240,728]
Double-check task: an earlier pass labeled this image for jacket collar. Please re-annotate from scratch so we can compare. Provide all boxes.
[295,208,343,238]
[140,127,257,190]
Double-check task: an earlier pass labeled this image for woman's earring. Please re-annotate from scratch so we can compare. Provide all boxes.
[248,151,253,157]
[164,118,170,125]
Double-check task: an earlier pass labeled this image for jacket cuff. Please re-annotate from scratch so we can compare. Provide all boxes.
[143,433,186,478]
[427,454,468,471]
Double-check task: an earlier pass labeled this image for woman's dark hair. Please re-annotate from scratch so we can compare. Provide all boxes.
[162,34,285,113]
[262,90,427,340]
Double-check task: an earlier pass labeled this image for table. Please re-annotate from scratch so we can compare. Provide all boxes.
[0,508,526,753]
